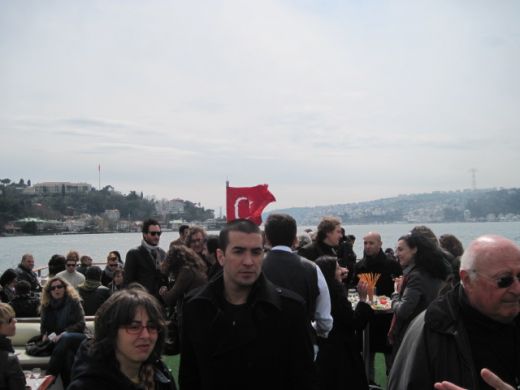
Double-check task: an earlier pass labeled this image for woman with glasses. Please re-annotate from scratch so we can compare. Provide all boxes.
[40,276,87,387]
[388,232,450,364]
[68,288,177,390]
[0,303,25,390]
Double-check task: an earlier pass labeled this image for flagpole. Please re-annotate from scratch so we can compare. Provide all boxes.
[98,164,101,190]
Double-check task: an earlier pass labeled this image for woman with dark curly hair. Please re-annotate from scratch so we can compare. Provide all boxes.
[389,232,450,362]
[68,288,177,390]
[159,245,208,310]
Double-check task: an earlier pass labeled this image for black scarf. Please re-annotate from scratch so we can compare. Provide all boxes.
[460,290,520,389]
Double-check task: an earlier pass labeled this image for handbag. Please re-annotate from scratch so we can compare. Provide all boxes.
[25,334,55,357]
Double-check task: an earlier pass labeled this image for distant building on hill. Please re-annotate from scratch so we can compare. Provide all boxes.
[24,182,93,195]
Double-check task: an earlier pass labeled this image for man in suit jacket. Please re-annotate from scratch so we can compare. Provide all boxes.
[262,214,333,343]
[124,218,167,299]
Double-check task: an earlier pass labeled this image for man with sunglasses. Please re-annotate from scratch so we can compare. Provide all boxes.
[389,235,520,390]
[124,218,167,300]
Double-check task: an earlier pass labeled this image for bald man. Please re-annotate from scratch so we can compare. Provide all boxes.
[389,235,520,390]
[353,232,402,385]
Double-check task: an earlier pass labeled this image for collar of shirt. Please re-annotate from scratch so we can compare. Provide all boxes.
[270,245,293,253]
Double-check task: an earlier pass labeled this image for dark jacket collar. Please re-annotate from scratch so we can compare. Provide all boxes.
[189,272,283,312]
[425,284,520,334]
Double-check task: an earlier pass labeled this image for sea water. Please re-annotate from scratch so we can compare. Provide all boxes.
[1,221,519,272]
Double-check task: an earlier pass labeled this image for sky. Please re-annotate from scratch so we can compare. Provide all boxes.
[1,0,519,214]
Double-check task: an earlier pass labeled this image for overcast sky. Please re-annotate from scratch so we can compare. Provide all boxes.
[1,1,519,213]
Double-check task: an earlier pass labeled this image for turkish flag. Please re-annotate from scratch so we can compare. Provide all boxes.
[226,184,276,225]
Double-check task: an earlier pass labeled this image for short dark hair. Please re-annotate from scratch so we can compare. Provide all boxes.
[265,214,297,247]
[179,224,190,234]
[206,235,220,255]
[15,280,31,295]
[85,266,103,281]
[48,254,66,276]
[142,219,160,234]
[92,288,166,363]
[219,219,261,251]
[0,268,17,287]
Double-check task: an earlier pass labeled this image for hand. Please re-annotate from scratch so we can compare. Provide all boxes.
[434,368,514,390]
[340,266,348,280]
[159,286,168,296]
[357,281,368,301]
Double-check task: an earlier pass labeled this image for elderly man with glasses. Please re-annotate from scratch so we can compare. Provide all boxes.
[124,218,167,300]
[388,235,520,390]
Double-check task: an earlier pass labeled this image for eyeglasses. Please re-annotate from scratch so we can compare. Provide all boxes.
[48,285,65,291]
[108,256,118,261]
[108,263,119,268]
[66,263,76,268]
[472,270,520,289]
[148,231,162,237]
[122,322,160,335]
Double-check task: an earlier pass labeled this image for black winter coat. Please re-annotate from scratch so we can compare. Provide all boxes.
[316,282,373,390]
[69,340,177,390]
[388,285,520,390]
[78,283,110,316]
[179,273,317,390]
[298,241,337,262]
[9,294,40,317]
[0,336,25,390]
[124,245,167,298]
[40,295,86,336]
[14,264,41,292]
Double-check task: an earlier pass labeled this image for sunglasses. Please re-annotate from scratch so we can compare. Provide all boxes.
[48,285,65,291]
[66,263,77,267]
[473,270,520,289]
[148,231,162,237]
[122,322,160,335]
[108,256,118,261]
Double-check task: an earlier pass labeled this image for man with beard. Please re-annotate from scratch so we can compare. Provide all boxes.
[353,232,402,387]
[124,218,167,299]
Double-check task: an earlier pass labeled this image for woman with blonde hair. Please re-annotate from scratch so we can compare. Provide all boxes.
[40,276,87,387]
[0,303,25,390]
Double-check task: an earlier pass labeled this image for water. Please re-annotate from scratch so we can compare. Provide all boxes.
[1,222,519,272]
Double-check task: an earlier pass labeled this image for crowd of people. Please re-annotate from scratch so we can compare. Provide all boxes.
[0,216,518,390]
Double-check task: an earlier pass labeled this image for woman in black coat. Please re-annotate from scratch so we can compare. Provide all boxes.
[315,256,373,390]
[0,303,25,390]
[40,276,87,387]
[68,288,177,390]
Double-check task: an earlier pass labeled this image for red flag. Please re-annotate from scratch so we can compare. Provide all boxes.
[226,184,276,225]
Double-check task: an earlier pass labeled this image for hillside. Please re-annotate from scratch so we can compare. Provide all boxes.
[270,188,520,225]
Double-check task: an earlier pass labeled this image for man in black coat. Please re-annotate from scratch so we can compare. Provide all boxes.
[352,231,402,386]
[298,216,342,261]
[124,218,167,299]
[179,219,317,390]
[14,254,41,293]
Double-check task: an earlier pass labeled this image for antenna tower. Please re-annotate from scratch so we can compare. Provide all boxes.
[469,168,477,190]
